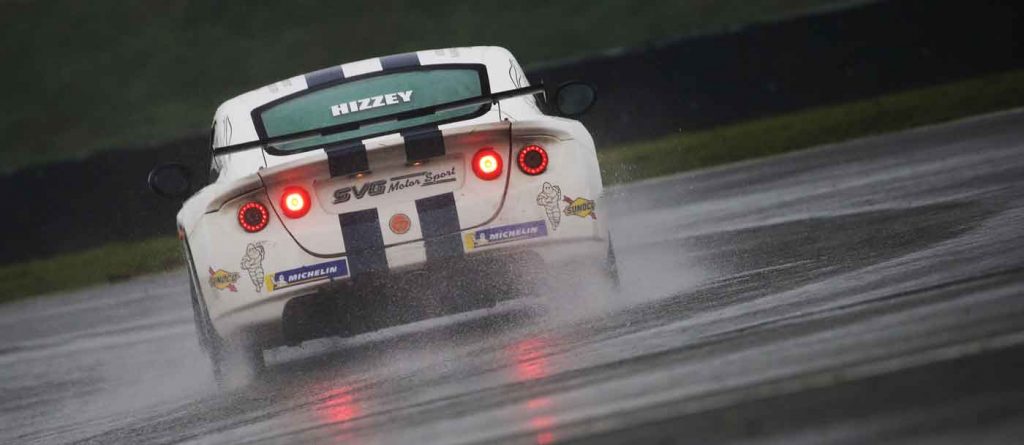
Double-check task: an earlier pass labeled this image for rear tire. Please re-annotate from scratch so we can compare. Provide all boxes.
[605,232,621,290]
[211,341,266,386]
[189,279,217,353]
[186,263,265,386]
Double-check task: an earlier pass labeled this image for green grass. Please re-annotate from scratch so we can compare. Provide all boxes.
[4,68,1023,303]
[0,0,868,173]
[599,69,1024,184]
[0,237,183,304]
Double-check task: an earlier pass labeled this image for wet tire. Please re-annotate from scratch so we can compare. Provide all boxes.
[186,264,264,386]
[183,236,222,366]
[605,232,621,290]
[189,280,263,387]
[188,279,216,353]
[211,341,265,387]
[182,236,263,386]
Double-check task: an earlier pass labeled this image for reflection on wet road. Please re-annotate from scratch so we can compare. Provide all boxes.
[3,110,1024,444]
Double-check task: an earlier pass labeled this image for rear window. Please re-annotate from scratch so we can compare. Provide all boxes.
[255,66,489,153]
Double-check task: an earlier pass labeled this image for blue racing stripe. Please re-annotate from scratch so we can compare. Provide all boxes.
[415,193,463,260]
[304,65,345,88]
[339,209,388,276]
[379,52,420,70]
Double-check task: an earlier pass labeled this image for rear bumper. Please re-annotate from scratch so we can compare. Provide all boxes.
[201,121,607,346]
[211,233,607,347]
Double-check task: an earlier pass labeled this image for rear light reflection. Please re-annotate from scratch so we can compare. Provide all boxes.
[472,147,503,181]
[509,337,549,381]
[238,202,269,233]
[280,186,312,218]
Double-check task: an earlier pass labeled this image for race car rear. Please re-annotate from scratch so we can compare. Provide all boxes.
[192,119,609,349]
[153,47,612,382]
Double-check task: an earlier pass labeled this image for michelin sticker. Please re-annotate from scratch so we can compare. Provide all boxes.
[265,258,349,292]
[464,220,548,250]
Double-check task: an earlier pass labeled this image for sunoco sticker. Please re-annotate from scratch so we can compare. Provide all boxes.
[265,258,349,292]
[464,220,548,250]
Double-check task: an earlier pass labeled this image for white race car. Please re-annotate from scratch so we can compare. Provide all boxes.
[149,46,616,380]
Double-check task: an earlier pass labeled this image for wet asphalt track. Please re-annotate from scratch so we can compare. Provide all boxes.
[3,109,1024,444]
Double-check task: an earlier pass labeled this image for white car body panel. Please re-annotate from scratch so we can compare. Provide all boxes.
[177,46,606,347]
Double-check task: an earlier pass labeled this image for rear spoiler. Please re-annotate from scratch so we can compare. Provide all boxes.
[213,84,546,156]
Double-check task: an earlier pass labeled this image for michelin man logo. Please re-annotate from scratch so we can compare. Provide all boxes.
[240,243,266,292]
[474,230,491,247]
[536,182,562,230]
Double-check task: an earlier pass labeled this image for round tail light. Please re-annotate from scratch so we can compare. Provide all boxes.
[517,144,548,175]
[280,186,312,218]
[238,202,269,233]
[472,148,503,181]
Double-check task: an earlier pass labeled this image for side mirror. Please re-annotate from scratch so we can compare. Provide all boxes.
[554,81,597,117]
[148,163,192,200]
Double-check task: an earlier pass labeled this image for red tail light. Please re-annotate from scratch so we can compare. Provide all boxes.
[472,148,503,181]
[238,202,269,232]
[280,186,312,218]
[517,144,548,175]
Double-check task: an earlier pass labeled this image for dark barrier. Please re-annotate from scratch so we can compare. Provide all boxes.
[2,0,1022,265]
[2,135,208,264]
[529,0,1023,146]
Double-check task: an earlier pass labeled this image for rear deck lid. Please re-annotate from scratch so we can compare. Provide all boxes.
[259,122,511,258]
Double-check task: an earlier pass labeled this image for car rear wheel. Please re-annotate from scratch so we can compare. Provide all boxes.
[211,341,266,386]
[605,232,621,290]
[187,264,265,386]
[188,279,217,353]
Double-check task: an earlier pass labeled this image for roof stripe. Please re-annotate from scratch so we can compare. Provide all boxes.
[379,52,421,70]
[304,65,345,88]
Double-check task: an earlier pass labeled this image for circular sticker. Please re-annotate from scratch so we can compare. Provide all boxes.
[389,213,411,235]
